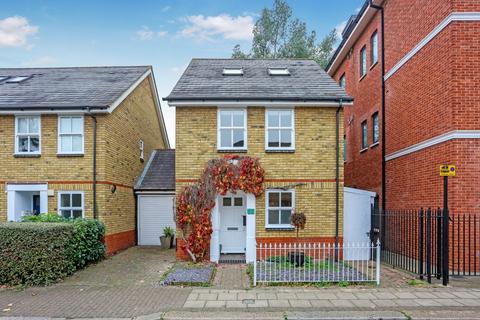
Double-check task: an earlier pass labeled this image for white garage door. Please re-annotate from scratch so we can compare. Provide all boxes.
[138,194,175,246]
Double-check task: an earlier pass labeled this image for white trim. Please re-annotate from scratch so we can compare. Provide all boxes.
[6,183,48,192]
[57,115,85,155]
[344,186,376,198]
[386,130,480,161]
[385,12,480,80]
[265,108,295,151]
[135,191,175,195]
[7,184,49,221]
[0,110,108,115]
[265,189,295,229]
[57,191,85,219]
[108,70,151,113]
[217,107,248,151]
[14,115,41,155]
[169,101,352,108]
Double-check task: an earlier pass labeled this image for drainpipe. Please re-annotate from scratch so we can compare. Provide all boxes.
[87,109,98,219]
[335,99,342,255]
[370,1,386,213]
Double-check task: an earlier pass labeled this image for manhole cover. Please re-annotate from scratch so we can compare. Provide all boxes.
[242,299,255,305]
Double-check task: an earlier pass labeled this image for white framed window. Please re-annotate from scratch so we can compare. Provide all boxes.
[15,115,41,154]
[265,108,295,150]
[217,108,247,150]
[266,189,295,228]
[58,115,84,154]
[58,191,84,219]
[360,45,367,78]
[139,139,145,160]
[371,31,378,65]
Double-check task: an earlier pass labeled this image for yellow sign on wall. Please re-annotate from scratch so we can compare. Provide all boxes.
[440,165,456,177]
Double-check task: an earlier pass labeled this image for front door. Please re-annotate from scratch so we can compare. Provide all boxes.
[220,195,246,253]
[32,195,40,215]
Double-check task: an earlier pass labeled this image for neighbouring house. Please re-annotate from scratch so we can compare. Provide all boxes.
[164,59,352,262]
[0,66,170,254]
[327,0,480,213]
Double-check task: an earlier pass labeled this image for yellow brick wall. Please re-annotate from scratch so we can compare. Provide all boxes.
[0,77,167,237]
[176,106,344,238]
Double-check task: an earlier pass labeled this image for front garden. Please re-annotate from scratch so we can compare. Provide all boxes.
[0,213,105,286]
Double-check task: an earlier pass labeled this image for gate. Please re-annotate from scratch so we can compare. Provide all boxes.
[372,209,480,284]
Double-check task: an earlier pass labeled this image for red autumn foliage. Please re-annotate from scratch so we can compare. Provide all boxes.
[176,155,265,262]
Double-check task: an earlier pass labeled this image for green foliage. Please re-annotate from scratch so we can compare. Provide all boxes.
[163,226,174,238]
[0,215,105,286]
[246,263,254,286]
[231,0,338,68]
[338,281,350,287]
[267,256,338,271]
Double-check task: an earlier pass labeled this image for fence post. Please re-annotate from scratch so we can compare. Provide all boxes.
[426,208,432,283]
[419,208,424,279]
[436,207,442,279]
[376,239,381,285]
[253,245,257,287]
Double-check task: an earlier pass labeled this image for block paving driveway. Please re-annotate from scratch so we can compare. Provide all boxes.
[1,247,480,318]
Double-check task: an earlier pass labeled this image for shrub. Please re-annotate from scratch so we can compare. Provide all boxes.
[0,215,106,286]
[0,222,77,286]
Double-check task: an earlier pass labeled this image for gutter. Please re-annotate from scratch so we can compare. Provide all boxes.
[87,108,98,219]
[0,106,108,112]
[335,99,342,256]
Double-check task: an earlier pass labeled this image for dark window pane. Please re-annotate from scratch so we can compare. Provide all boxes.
[222,197,231,206]
[268,192,279,207]
[72,194,82,207]
[61,210,71,218]
[281,210,292,224]
[234,197,243,206]
[268,210,279,225]
[72,210,82,219]
[268,130,279,147]
[232,129,244,147]
[30,137,39,152]
[61,194,70,207]
[18,137,28,152]
[280,192,292,207]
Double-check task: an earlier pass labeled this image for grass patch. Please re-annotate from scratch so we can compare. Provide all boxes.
[407,278,428,286]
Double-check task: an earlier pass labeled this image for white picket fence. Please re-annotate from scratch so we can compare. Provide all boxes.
[254,240,381,286]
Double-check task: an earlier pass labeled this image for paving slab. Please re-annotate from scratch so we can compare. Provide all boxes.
[287,310,406,319]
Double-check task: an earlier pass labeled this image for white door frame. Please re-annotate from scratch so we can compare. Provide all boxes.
[7,184,48,221]
[210,193,256,263]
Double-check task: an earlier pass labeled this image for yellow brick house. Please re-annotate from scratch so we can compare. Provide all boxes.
[0,66,169,254]
[165,59,352,262]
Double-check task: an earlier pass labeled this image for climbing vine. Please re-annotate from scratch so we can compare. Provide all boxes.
[176,155,265,262]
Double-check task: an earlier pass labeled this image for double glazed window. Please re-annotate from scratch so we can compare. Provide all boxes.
[15,116,41,154]
[360,46,367,78]
[266,190,294,228]
[361,120,368,150]
[372,113,379,144]
[266,109,294,150]
[218,109,246,150]
[58,116,84,154]
[371,31,378,65]
[58,192,84,219]
[339,74,346,89]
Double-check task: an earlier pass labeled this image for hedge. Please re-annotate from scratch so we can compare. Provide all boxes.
[0,216,105,286]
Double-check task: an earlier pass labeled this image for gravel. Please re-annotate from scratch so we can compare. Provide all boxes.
[162,264,215,285]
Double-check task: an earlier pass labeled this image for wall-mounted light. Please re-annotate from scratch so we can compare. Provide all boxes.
[111,184,117,194]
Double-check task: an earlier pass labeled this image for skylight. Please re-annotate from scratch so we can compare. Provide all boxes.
[268,68,290,76]
[6,76,31,83]
[0,76,9,82]
[222,68,243,76]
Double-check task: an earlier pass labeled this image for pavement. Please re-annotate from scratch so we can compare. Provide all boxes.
[2,247,480,319]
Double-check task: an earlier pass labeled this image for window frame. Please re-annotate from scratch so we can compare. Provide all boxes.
[339,73,346,89]
[370,31,378,66]
[265,189,295,229]
[15,115,41,155]
[57,191,84,219]
[139,139,145,161]
[57,115,85,155]
[217,108,248,151]
[361,120,368,151]
[360,45,367,78]
[265,108,295,151]
[372,112,379,145]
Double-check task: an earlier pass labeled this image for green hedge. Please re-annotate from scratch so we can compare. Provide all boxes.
[0,216,106,286]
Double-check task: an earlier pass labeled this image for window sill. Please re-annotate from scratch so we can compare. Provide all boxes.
[265,226,295,231]
[57,153,84,157]
[217,149,247,153]
[360,147,368,153]
[265,149,295,153]
[14,153,41,158]
[370,61,378,70]
[370,142,379,148]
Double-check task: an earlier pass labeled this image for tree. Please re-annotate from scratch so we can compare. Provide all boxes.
[231,0,338,68]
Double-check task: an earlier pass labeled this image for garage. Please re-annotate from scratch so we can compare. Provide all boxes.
[135,149,175,246]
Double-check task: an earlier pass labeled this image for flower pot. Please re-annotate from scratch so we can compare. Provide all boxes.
[288,251,305,267]
[160,236,172,249]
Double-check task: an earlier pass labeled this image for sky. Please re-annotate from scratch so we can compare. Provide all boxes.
[0,0,364,146]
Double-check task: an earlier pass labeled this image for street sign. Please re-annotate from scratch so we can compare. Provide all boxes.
[440,165,456,177]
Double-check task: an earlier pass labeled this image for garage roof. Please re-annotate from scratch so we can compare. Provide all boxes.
[135,149,175,191]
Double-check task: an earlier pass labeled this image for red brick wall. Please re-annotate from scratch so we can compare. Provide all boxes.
[104,230,136,255]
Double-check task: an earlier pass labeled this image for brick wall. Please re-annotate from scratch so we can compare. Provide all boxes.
[0,76,167,254]
[175,106,344,259]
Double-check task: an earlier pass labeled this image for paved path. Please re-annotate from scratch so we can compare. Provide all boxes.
[213,264,250,289]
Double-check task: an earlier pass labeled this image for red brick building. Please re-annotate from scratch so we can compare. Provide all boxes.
[327,0,480,213]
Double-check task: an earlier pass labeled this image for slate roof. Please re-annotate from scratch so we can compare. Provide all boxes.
[0,66,151,110]
[164,59,352,103]
[135,149,175,191]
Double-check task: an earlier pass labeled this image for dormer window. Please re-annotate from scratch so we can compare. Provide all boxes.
[222,68,243,76]
[6,76,31,83]
[268,68,290,76]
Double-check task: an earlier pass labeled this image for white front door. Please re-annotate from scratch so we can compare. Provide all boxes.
[220,194,246,253]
